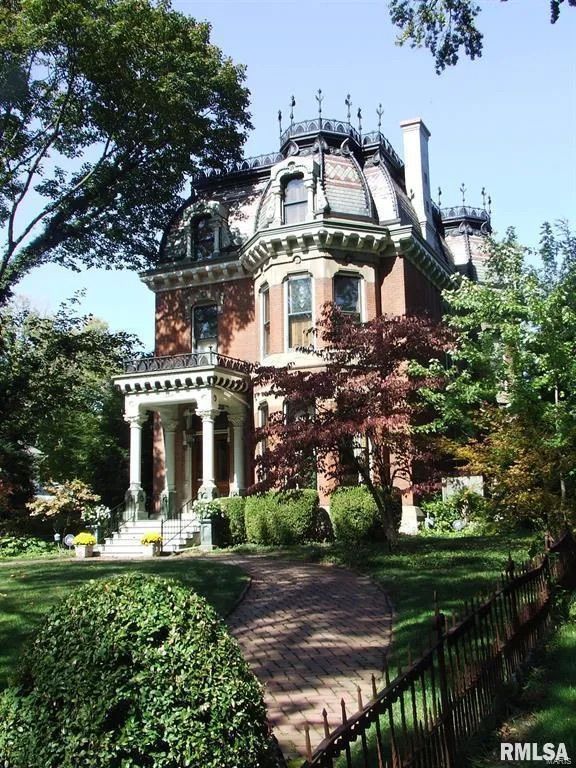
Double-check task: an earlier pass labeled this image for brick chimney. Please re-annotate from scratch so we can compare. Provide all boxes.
[400,118,435,245]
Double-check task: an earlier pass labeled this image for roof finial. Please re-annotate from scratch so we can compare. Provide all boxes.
[357,107,362,138]
[345,94,352,123]
[278,109,283,140]
[481,186,487,210]
[460,183,466,206]
[488,194,492,216]
[316,88,324,126]
[376,103,384,134]
[290,95,296,128]
[437,186,442,207]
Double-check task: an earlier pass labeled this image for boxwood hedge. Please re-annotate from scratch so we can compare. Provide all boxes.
[215,496,247,547]
[244,490,319,546]
[330,485,385,545]
[0,573,276,768]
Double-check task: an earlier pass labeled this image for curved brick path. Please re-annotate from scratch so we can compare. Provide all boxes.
[223,556,394,759]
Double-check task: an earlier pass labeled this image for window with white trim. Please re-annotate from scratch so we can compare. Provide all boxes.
[261,284,270,356]
[334,274,361,322]
[193,304,218,353]
[283,176,307,224]
[287,275,312,348]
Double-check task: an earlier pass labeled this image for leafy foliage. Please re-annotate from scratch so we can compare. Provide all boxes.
[26,479,103,534]
[0,297,137,518]
[0,573,276,768]
[330,485,392,545]
[0,0,251,300]
[420,488,489,534]
[215,496,247,547]
[244,490,320,546]
[388,0,575,72]
[433,223,576,532]
[0,534,53,558]
[254,304,451,544]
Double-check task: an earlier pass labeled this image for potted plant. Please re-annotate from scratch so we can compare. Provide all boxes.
[140,532,163,557]
[73,531,97,559]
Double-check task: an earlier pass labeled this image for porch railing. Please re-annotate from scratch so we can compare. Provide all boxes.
[121,349,253,375]
[298,529,576,768]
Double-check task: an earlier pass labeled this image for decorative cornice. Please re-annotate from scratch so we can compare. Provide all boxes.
[390,226,455,289]
[114,364,250,396]
[140,259,245,293]
[240,220,393,273]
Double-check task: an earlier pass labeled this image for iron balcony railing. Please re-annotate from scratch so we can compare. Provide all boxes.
[280,118,361,146]
[193,152,285,181]
[122,350,253,375]
[361,131,404,171]
[440,205,490,222]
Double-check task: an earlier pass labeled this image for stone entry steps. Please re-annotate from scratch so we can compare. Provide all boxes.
[98,518,200,558]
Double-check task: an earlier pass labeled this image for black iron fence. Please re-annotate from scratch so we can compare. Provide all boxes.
[299,530,576,768]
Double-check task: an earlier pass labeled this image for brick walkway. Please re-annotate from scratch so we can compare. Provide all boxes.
[224,556,394,759]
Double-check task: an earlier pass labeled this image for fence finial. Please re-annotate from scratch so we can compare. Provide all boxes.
[304,722,312,762]
[340,698,348,724]
[322,708,330,739]
[357,684,363,710]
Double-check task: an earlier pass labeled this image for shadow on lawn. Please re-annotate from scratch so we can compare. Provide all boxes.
[0,557,248,689]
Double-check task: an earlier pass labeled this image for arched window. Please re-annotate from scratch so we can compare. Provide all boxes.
[283,176,307,224]
[192,216,214,260]
[261,284,270,356]
[287,275,312,348]
[334,274,361,322]
[193,304,218,353]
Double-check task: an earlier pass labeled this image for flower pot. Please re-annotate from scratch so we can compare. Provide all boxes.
[142,543,161,557]
[75,544,94,559]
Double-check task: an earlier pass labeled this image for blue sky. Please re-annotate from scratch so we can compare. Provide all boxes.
[16,0,576,349]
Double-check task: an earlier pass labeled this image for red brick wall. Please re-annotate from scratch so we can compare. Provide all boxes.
[403,261,443,319]
[155,278,258,362]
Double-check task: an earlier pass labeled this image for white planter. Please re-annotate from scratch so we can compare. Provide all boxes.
[142,543,161,557]
[75,544,94,559]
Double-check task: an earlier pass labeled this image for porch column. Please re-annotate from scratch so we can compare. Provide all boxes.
[158,409,178,517]
[124,412,147,519]
[198,409,218,500]
[229,413,246,496]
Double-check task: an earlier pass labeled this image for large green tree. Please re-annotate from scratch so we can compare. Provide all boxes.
[389,0,575,72]
[0,296,138,518]
[429,223,576,530]
[0,0,251,302]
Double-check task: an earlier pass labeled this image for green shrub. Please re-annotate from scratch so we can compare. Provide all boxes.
[216,496,247,546]
[0,535,53,558]
[245,490,319,545]
[330,485,385,545]
[420,488,489,534]
[0,573,276,768]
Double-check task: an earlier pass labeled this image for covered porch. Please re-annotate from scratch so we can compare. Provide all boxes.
[114,350,252,519]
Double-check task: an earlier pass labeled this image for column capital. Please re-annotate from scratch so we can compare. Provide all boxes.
[157,409,179,433]
[198,408,219,423]
[124,413,146,427]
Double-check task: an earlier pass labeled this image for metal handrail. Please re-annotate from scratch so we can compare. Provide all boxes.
[160,497,199,549]
[121,349,253,376]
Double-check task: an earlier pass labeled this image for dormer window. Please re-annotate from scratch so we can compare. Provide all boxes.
[283,176,307,224]
[192,216,214,261]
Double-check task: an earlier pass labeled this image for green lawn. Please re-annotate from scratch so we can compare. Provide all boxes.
[472,615,576,767]
[0,556,248,689]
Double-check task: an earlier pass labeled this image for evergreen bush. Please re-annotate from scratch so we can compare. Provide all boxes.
[216,496,247,546]
[0,574,276,768]
[330,486,384,545]
[244,490,319,545]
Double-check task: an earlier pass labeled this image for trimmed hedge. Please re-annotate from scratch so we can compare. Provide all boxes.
[330,485,384,545]
[216,496,247,547]
[245,490,320,546]
[0,573,276,768]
